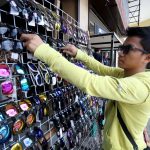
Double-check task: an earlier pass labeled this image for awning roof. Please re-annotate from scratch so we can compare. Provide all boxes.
[90,32,123,50]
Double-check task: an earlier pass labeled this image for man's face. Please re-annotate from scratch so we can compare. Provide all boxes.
[118,36,150,70]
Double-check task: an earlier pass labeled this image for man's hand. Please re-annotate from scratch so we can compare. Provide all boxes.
[144,128,150,147]
[20,34,44,53]
[61,44,78,57]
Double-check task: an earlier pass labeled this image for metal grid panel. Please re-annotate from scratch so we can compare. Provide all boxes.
[0,0,103,149]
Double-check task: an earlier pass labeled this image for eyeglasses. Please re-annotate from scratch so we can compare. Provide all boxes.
[38,61,51,85]
[118,44,149,54]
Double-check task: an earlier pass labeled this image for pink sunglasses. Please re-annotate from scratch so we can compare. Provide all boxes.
[1,80,13,95]
[0,64,11,78]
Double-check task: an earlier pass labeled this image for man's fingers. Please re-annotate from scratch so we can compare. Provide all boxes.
[63,50,72,55]
[20,34,35,41]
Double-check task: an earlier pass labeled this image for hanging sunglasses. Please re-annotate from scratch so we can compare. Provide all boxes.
[26,112,36,127]
[20,77,30,91]
[0,112,11,144]
[12,118,25,134]
[0,24,21,38]
[0,39,24,53]
[10,142,23,150]
[5,103,19,117]
[19,99,32,111]
[14,63,27,75]
[32,127,48,149]
[9,0,23,16]
[118,44,149,54]
[1,80,14,96]
[0,64,11,78]
[27,62,43,86]
[0,24,10,37]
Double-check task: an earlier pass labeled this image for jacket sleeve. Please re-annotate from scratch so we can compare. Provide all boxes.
[34,44,149,104]
[75,49,124,77]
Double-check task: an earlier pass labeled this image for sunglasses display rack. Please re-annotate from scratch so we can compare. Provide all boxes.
[0,0,104,149]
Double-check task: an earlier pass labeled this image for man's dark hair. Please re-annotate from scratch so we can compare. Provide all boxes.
[126,27,150,53]
[126,27,150,69]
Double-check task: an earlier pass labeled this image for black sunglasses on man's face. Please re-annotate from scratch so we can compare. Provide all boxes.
[118,44,148,54]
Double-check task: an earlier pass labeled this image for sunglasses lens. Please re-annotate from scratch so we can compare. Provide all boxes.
[0,125,11,144]
[33,127,43,139]
[39,107,44,120]
[1,40,14,51]
[36,74,42,85]
[119,45,132,54]
[11,28,18,37]
[23,137,33,147]
[20,103,29,111]
[0,27,9,35]
[13,119,25,134]
[33,96,41,105]
[21,78,29,91]
[19,100,31,111]
[15,41,23,53]
[0,112,5,121]
[5,104,18,117]
[39,94,47,102]
[1,81,13,95]
[26,113,35,127]
[15,64,25,75]
[0,64,10,78]
[10,143,23,150]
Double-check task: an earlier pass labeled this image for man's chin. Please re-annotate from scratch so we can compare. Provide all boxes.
[118,63,124,69]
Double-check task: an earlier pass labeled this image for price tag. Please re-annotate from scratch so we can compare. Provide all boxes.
[28,17,35,27]
[60,128,63,138]
[52,77,57,85]
[33,12,38,18]
[11,1,17,7]
[70,120,75,129]
[27,53,33,59]
[11,53,19,60]
[75,95,79,102]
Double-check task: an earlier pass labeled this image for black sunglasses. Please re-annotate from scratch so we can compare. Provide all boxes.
[118,44,148,54]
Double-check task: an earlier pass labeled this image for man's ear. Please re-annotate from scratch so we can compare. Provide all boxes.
[146,54,150,62]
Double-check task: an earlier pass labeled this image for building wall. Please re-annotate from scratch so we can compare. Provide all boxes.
[61,0,78,21]
[78,0,89,31]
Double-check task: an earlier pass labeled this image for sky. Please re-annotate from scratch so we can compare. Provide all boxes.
[140,0,150,21]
